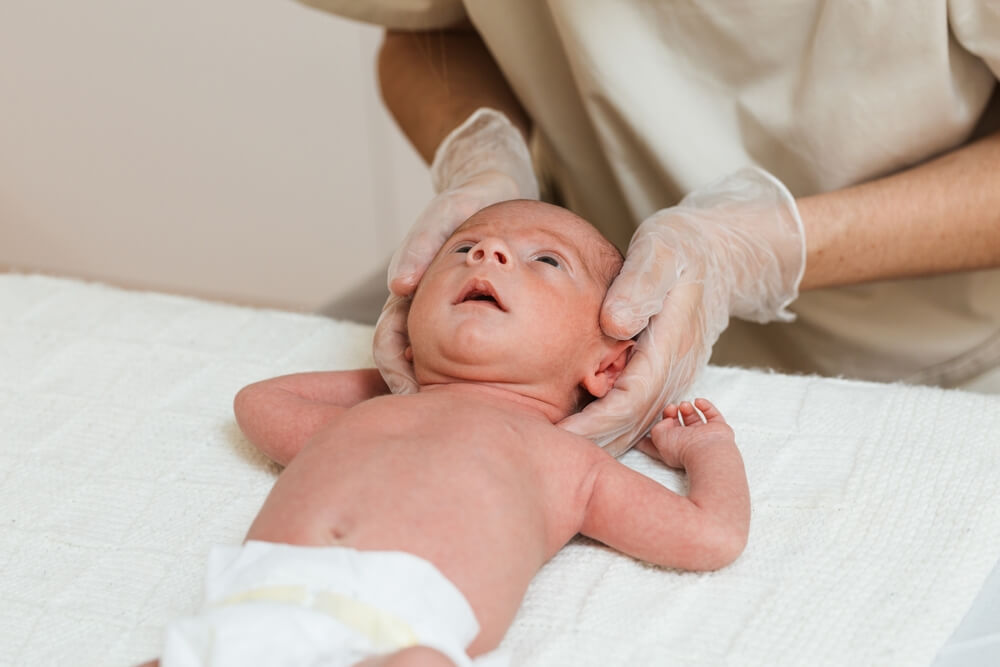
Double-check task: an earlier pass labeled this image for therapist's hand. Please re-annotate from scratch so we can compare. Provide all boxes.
[560,167,806,455]
[373,108,539,393]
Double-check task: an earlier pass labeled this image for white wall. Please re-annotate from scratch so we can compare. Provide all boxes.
[0,0,432,313]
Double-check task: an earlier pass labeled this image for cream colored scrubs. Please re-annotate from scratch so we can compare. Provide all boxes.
[302,0,1000,389]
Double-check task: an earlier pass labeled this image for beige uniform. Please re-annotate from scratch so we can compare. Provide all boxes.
[304,0,1000,389]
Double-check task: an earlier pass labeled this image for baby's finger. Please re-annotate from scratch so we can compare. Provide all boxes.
[655,404,683,431]
[677,401,700,426]
[694,398,726,423]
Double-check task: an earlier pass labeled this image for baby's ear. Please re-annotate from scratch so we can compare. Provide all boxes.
[581,339,634,399]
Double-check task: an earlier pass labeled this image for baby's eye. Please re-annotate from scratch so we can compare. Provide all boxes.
[534,255,561,268]
[453,243,474,254]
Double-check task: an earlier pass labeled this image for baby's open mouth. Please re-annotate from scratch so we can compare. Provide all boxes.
[455,279,506,311]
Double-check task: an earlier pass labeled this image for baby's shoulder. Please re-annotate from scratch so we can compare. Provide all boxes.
[530,420,613,470]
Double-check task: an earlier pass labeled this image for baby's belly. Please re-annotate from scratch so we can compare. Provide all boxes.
[244,421,570,651]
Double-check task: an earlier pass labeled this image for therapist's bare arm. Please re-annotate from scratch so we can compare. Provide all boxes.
[234,369,388,466]
[581,400,750,571]
[378,26,530,163]
[798,128,1000,290]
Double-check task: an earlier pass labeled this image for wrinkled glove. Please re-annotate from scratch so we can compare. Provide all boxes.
[373,108,539,394]
[559,166,806,456]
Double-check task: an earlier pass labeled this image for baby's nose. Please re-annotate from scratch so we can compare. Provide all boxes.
[467,238,511,268]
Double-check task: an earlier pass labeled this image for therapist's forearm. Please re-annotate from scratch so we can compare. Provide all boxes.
[796,130,1000,290]
[377,28,530,164]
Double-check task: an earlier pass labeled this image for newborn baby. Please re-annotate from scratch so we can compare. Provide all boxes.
[156,200,750,667]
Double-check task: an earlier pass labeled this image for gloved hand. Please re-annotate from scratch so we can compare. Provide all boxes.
[373,108,539,394]
[559,167,806,456]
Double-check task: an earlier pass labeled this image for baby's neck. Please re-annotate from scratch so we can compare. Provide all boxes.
[416,381,570,424]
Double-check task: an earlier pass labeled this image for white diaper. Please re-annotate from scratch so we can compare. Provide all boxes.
[161,541,480,667]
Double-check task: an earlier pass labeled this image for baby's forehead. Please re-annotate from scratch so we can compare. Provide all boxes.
[455,218,581,251]
[454,202,601,253]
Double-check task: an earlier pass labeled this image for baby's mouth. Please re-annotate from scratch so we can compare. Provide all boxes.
[455,279,506,311]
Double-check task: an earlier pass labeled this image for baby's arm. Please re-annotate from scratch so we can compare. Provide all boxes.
[233,369,389,466]
[581,399,750,571]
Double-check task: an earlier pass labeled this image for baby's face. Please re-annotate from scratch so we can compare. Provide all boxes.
[407,200,623,412]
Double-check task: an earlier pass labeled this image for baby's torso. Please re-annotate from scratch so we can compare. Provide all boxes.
[245,388,609,652]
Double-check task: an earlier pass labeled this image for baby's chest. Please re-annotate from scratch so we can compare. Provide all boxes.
[328,404,594,492]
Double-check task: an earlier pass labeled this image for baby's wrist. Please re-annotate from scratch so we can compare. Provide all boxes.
[676,434,738,466]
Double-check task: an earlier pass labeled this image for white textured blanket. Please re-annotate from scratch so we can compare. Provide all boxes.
[2,274,999,666]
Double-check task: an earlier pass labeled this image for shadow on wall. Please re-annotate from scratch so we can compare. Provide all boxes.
[318,258,391,325]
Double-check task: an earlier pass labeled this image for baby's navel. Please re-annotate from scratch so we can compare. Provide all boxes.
[329,525,348,543]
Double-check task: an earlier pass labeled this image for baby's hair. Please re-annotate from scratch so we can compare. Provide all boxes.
[592,237,625,290]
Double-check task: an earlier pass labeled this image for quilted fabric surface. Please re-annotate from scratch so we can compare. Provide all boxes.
[1,274,998,666]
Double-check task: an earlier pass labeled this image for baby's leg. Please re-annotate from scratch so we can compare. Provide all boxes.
[354,645,456,667]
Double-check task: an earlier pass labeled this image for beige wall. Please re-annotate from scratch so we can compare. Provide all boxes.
[0,0,432,313]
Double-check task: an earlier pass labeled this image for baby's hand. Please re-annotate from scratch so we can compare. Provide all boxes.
[638,399,735,470]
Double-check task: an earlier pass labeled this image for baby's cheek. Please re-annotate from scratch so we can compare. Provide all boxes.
[406,292,432,336]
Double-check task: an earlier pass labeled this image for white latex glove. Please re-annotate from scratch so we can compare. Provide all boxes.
[373,108,539,394]
[560,166,806,456]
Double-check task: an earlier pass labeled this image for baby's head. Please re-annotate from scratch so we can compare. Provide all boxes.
[406,200,633,421]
